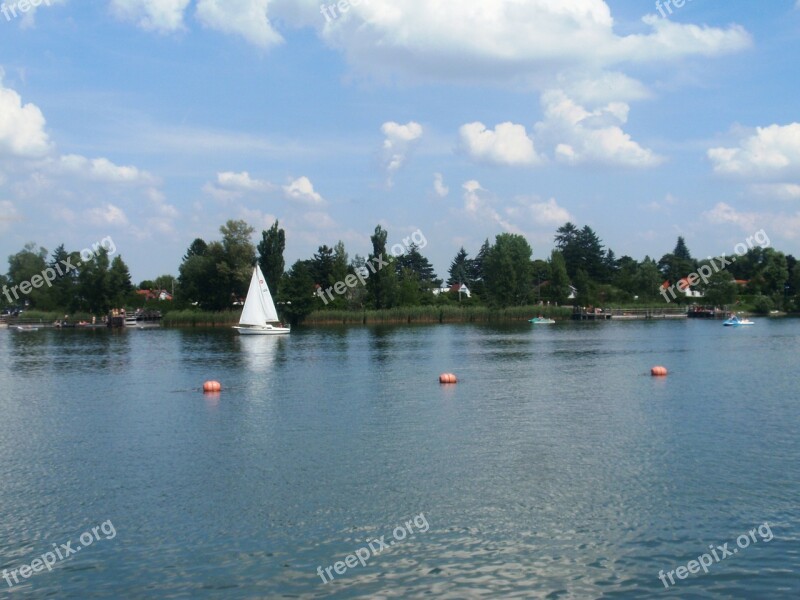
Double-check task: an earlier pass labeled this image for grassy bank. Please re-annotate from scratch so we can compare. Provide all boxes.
[161,310,240,327]
[304,305,573,325]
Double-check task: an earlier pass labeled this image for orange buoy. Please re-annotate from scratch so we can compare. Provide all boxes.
[439,373,458,384]
[203,380,222,392]
[650,366,668,377]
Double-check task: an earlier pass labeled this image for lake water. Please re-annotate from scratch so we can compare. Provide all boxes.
[1,319,798,598]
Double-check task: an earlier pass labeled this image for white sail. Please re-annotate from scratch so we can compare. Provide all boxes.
[239,266,280,326]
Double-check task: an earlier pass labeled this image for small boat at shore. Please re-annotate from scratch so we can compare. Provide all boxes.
[723,315,754,327]
[529,316,556,324]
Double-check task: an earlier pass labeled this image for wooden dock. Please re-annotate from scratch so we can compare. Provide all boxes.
[572,307,688,320]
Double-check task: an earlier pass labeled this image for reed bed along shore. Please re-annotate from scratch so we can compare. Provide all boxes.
[161,306,572,327]
[303,305,573,325]
[161,310,240,327]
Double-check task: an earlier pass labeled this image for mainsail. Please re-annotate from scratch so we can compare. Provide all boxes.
[239,265,280,326]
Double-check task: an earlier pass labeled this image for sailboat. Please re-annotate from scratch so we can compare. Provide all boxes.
[234,265,290,335]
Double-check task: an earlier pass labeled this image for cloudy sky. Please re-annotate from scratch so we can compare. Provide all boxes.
[1,0,799,281]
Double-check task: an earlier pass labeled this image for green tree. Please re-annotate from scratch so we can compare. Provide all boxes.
[548,250,571,305]
[658,236,697,295]
[278,260,316,325]
[469,239,491,300]
[7,243,48,308]
[365,225,398,309]
[257,220,285,298]
[75,248,111,313]
[700,268,738,308]
[483,233,534,307]
[108,256,133,307]
[395,243,441,294]
[555,223,607,281]
[573,269,595,306]
[310,245,336,288]
[447,247,473,286]
[635,257,663,301]
[221,220,256,299]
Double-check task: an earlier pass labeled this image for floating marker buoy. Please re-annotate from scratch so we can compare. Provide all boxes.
[650,366,668,377]
[439,373,458,384]
[203,380,222,392]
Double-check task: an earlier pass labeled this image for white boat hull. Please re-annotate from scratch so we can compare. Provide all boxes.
[234,325,290,335]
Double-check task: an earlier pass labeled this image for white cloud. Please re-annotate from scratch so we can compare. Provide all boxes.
[145,188,179,234]
[196,0,283,48]
[433,173,449,198]
[507,197,573,227]
[0,200,21,232]
[459,122,543,167]
[53,155,158,185]
[302,210,336,229]
[110,0,192,32]
[0,76,53,158]
[462,180,520,234]
[703,201,800,240]
[536,90,663,167]
[217,171,273,191]
[8,0,67,29]
[283,176,324,205]
[307,0,750,83]
[87,203,130,228]
[556,70,651,105]
[708,124,800,177]
[203,171,274,200]
[381,121,423,183]
[751,183,800,201]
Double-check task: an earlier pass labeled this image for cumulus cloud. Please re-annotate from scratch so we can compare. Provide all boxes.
[309,0,750,83]
[0,76,53,158]
[536,90,663,167]
[433,173,449,198]
[0,200,21,232]
[463,180,520,233]
[217,171,273,191]
[203,171,274,200]
[283,176,324,205]
[196,0,283,48]
[87,203,130,228]
[109,0,192,32]
[751,183,800,201]
[381,121,423,183]
[708,123,800,177]
[53,155,158,185]
[459,122,543,167]
[704,201,800,240]
[507,197,573,227]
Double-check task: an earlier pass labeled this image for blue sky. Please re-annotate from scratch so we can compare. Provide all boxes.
[1,0,799,282]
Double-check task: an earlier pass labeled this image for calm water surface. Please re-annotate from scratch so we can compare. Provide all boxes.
[0,320,798,598]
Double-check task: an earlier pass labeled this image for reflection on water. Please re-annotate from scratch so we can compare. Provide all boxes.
[0,320,798,598]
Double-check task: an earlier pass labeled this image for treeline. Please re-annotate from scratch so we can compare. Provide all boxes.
[0,243,134,314]
[4,220,800,321]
